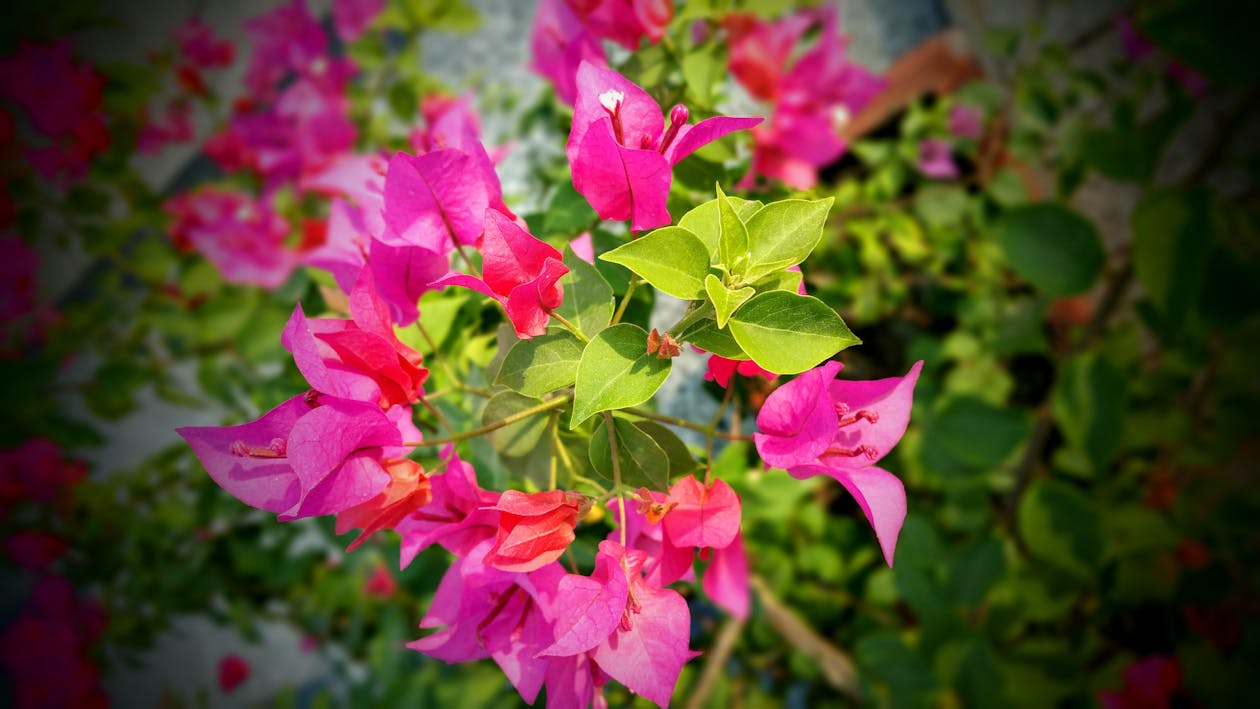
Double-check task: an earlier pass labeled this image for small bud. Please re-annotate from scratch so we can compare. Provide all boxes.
[669,103,689,126]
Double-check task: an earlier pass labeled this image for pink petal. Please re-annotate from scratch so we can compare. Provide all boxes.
[825,360,922,467]
[381,150,488,250]
[569,61,662,163]
[702,531,749,619]
[665,115,762,166]
[538,547,629,657]
[481,210,565,296]
[283,399,399,517]
[572,119,672,231]
[791,463,905,566]
[177,396,309,513]
[369,238,449,326]
[662,476,741,550]
[753,360,843,469]
[304,198,367,293]
[592,582,696,707]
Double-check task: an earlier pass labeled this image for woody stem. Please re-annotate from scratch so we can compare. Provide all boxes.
[403,394,571,447]
[622,407,751,441]
[546,309,589,343]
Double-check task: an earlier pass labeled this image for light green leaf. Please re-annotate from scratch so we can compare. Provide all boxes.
[750,268,804,294]
[727,291,860,374]
[716,185,750,277]
[494,331,585,397]
[1018,479,1104,579]
[994,203,1104,296]
[679,195,763,261]
[554,245,614,338]
[588,415,669,489]
[705,274,754,328]
[570,324,672,428]
[599,227,710,300]
[742,197,833,281]
[676,316,748,359]
[483,391,550,457]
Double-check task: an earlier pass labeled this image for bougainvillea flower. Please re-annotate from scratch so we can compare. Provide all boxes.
[1115,16,1207,96]
[282,269,428,408]
[437,210,569,338]
[335,457,431,551]
[0,439,86,516]
[567,61,762,230]
[607,495,694,588]
[408,95,510,215]
[702,531,750,619]
[218,655,250,693]
[484,489,585,572]
[0,576,109,708]
[396,446,502,566]
[4,531,69,571]
[220,78,357,184]
[564,0,672,51]
[917,139,959,180]
[363,562,399,597]
[948,104,984,140]
[175,19,234,69]
[586,540,698,707]
[661,476,740,550]
[1099,655,1183,709]
[241,0,329,98]
[0,233,38,323]
[178,394,415,521]
[381,149,491,250]
[409,541,565,704]
[333,0,385,42]
[164,188,298,288]
[537,540,629,657]
[530,0,608,104]
[703,352,778,389]
[754,360,922,566]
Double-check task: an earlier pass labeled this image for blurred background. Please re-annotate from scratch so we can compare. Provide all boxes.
[2,0,1258,706]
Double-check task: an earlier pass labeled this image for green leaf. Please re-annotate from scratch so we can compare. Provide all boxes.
[632,420,701,479]
[482,391,550,457]
[676,316,747,359]
[750,268,803,294]
[599,227,710,300]
[588,415,669,489]
[554,245,614,338]
[716,185,750,277]
[929,396,1030,469]
[678,195,764,258]
[494,331,585,397]
[1018,479,1104,579]
[727,291,859,374]
[948,538,1006,606]
[705,274,754,328]
[541,182,599,236]
[742,197,833,281]
[570,324,672,428]
[682,41,723,107]
[1131,188,1211,333]
[1051,353,1126,475]
[994,203,1104,296]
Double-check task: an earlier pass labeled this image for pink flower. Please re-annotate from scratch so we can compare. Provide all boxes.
[917,139,959,180]
[408,541,565,704]
[163,188,298,288]
[565,0,673,51]
[948,104,984,140]
[178,394,419,521]
[754,360,922,566]
[137,100,194,155]
[282,269,428,408]
[407,95,511,218]
[175,18,234,69]
[1115,16,1207,96]
[333,0,385,42]
[242,0,333,98]
[335,457,430,551]
[0,439,86,515]
[218,654,250,693]
[436,210,569,338]
[381,149,492,250]
[531,0,608,104]
[567,62,761,230]
[4,531,69,571]
[0,576,109,708]
[364,562,399,597]
[1099,655,1184,709]
[395,446,502,567]
[703,353,777,389]
[484,490,584,572]
[0,234,38,323]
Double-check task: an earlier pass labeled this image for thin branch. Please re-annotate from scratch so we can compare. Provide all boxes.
[684,615,746,709]
[404,395,570,447]
[750,575,860,700]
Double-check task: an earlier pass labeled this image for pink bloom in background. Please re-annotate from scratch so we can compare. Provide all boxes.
[137,99,194,155]
[726,8,884,190]
[364,562,399,597]
[175,18,235,69]
[0,575,109,708]
[1099,655,1184,709]
[217,654,250,693]
[1114,16,1207,96]
[163,188,299,288]
[0,233,38,323]
[948,103,983,140]
[917,138,959,180]
[565,0,673,51]
[530,0,608,104]
[242,0,330,98]
[0,438,87,515]
[755,360,922,566]
[4,531,69,571]
[437,210,569,338]
[0,41,110,181]
[408,95,511,218]
[567,62,761,230]
[333,0,386,42]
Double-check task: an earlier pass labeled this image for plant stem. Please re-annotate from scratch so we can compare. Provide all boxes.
[547,309,589,343]
[403,395,570,447]
[418,396,456,437]
[548,412,559,491]
[666,301,714,338]
[622,407,751,441]
[684,615,746,709]
[415,321,460,385]
[604,412,627,548]
[611,278,641,325]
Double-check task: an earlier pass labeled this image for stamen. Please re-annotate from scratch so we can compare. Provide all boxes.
[229,438,287,458]
[837,409,879,427]
[824,444,879,460]
[658,104,689,154]
[599,89,625,145]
